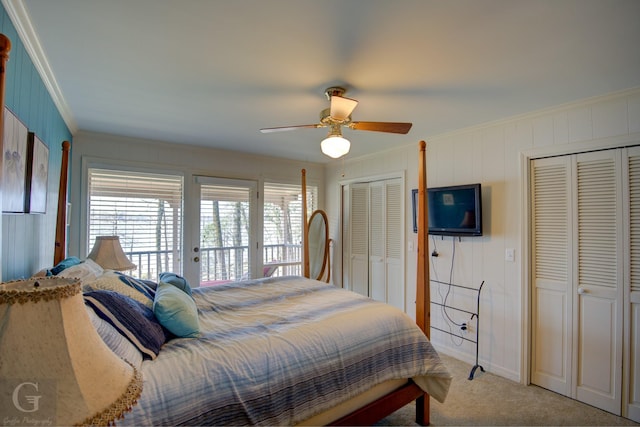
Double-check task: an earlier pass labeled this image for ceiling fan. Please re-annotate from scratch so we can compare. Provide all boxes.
[260,87,412,158]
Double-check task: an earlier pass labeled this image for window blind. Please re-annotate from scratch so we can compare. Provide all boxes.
[88,168,183,281]
[263,182,316,276]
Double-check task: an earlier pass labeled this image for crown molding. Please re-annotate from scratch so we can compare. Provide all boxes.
[2,0,78,134]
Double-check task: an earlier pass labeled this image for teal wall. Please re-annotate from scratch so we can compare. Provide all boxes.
[1,5,73,280]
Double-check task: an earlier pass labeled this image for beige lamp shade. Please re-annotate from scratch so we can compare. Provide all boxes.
[0,277,142,426]
[88,236,136,271]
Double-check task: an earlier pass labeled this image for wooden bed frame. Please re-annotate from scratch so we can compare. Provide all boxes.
[44,113,431,426]
[47,143,432,425]
[301,141,431,425]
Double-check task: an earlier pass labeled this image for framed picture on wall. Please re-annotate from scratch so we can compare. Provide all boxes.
[25,132,49,214]
[412,188,418,233]
[2,107,28,213]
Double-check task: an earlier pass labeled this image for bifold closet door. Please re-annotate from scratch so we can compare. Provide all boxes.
[626,146,640,422]
[344,179,404,310]
[368,179,404,307]
[369,182,386,301]
[348,183,369,297]
[573,150,623,415]
[530,156,573,397]
[531,150,623,416]
[383,179,404,310]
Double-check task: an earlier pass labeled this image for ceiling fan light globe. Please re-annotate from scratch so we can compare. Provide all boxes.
[321,135,350,158]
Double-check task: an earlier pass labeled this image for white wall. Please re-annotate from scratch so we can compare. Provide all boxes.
[325,87,640,383]
[67,131,324,267]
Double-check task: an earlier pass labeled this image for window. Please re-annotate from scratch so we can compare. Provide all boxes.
[88,168,183,281]
[263,182,317,277]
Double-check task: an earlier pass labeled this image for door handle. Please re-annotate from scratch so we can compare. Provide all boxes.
[577,287,587,295]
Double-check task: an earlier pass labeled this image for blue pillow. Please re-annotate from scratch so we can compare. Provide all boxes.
[159,272,193,296]
[49,256,82,275]
[84,290,167,359]
[153,281,200,338]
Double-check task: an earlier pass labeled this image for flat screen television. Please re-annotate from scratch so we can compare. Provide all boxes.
[427,183,482,236]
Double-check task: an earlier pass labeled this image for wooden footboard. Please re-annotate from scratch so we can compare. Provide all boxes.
[329,381,428,426]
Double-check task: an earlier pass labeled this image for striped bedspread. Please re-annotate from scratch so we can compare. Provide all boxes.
[122,276,451,426]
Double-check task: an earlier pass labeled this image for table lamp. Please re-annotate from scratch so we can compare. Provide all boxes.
[87,236,136,271]
[0,277,142,425]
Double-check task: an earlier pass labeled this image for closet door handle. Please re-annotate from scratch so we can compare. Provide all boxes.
[577,287,587,295]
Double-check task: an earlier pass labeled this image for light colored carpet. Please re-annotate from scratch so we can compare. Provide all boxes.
[377,354,639,426]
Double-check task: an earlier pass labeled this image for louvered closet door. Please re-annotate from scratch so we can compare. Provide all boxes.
[369,182,386,302]
[368,179,404,307]
[531,156,573,396]
[574,150,623,415]
[344,179,405,310]
[625,147,640,422]
[531,150,624,416]
[349,184,369,297]
[385,179,404,310]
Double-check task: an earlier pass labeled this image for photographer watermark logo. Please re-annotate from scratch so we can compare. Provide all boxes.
[0,379,55,426]
[12,382,41,413]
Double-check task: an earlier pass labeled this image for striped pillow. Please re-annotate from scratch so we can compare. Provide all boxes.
[84,271,154,308]
[84,290,167,359]
[86,305,143,368]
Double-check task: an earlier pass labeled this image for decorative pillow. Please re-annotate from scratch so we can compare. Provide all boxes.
[159,272,193,296]
[84,290,167,359]
[84,271,154,308]
[115,273,157,300]
[85,305,143,369]
[153,280,200,338]
[139,278,158,291]
[50,256,82,276]
[57,258,104,283]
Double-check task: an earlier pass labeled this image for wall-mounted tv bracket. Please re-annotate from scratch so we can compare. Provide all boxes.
[430,280,485,380]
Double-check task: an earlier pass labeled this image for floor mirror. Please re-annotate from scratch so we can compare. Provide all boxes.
[307,209,330,282]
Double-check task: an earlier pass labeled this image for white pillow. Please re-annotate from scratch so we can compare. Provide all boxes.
[57,258,104,283]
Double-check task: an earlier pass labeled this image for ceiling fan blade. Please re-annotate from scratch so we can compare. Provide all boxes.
[330,96,358,121]
[260,124,322,133]
[350,121,412,134]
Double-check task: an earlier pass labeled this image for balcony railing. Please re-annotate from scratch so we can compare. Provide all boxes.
[127,243,302,283]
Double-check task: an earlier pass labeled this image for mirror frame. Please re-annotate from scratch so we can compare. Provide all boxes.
[308,209,329,281]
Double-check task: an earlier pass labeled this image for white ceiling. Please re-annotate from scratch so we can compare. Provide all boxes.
[9,0,640,163]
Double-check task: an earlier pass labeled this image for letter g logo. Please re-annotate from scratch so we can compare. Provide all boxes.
[12,382,41,413]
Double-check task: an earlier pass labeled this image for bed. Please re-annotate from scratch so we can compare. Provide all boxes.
[13,21,445,421]
[111,275,451,425]
[50,142,447,426]
[45,261,449,426]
